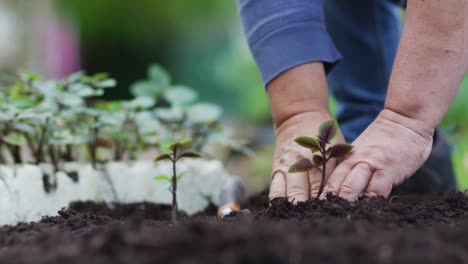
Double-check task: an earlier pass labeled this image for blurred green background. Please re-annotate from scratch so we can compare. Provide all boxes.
[0,0,467,192]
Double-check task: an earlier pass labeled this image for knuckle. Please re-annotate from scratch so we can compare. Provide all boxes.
[364,190,380,198]
[339,182,357,196]
[287,185,308,198]
[309,182,321,193]
[366,174,393,198]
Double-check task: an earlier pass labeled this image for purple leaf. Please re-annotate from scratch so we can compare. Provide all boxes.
[154,153,172,162]
[318,120,338,146]
[312,155,324,167]
[328,144,353,158]
[294,136,321,152]
[178,152,202,159]
[288,158,315,173]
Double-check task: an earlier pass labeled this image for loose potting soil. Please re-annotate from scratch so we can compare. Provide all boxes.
[1,190,468,263]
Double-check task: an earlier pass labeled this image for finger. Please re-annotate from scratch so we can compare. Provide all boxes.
[309,169,322,199]
[364,170,393,198]
[269,170,287,200]
[319,160,353,199]
[338,162,373,201]
[286,170,309,203]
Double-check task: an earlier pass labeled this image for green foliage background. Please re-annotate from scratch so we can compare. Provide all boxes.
[54,0,270,124]
[53,0,468,189]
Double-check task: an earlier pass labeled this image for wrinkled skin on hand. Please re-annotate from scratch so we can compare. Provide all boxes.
[270,111,346,202]
[322,109,434,201]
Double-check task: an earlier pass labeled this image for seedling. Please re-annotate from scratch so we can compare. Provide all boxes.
[153,138,202,224]
[288,120,353,199]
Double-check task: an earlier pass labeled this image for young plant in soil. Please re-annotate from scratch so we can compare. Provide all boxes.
[153,138,202,224]
[288,120,353,199]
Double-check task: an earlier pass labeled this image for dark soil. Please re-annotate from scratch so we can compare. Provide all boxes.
[1,191,468,264]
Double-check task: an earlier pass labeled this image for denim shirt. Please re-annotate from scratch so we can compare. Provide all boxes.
[237,0,405,85]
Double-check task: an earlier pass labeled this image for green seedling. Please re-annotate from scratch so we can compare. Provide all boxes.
[153,138,202,224]
[0,65,246,195]
[288,120,353,199]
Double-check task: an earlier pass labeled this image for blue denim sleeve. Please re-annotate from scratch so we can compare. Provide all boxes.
[237,0,342,85]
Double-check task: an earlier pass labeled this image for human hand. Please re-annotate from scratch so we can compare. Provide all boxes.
[322,109,434,201]
[270,111,346,202]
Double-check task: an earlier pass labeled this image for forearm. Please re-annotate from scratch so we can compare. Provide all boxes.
[268,62,330,128]
[384,0,468,131]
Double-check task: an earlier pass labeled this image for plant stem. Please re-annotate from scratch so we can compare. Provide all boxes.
[171,148,178,224]
[45,145,59,192]
[62,125,75,162]
[316,150,327,199]
[89,117,99,169]
[113,141,123,161]
[131,119,141,161]
[6,144,22,164]
[0,144,6,164]
[63,145,74,162]
[34,124,48,164]
[48,145,59,173]
[24,133,37,163]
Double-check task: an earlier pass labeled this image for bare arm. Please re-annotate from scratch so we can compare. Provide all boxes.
[237,0,345,201]
[385,0,468,133]
[325,0,468,201]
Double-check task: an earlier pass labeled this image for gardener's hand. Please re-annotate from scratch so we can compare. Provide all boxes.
[267,62,345,202]
[322,109,434,201]
[270,111,346,201]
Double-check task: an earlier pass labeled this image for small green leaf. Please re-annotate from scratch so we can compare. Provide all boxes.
[163,85,198,105]
[161,138,192,151]
[177,138,191,145]
[177,171,188,182]
[129,97,156,109]
[288,158,315,173]
[154,175,172,182]
[148,64,171,88]
[187,103,222,123]
[313,155,324,167]
[178,152,202,159]
[98,79,117,88]
[154,153,172,162]
[61,93,84,107]
[130,81,160,98]
[318,120,338,146]
[294,136,321,152]
[66,71,84,83]
[3,132,26,146]
[328,144,353,159]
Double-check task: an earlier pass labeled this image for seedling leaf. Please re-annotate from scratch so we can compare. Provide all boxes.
[164,85,198,105]
[294,136,320,152]
[97,79,117,88]
[177,171,188,182]
[179,152,202,159]
[187,103,222,123]
[328,144,353,158]
[162,138,192,151]
[177,138,191,145]
[3,132,26,146]
[154,175,172,182]
[313,155,324,167]
[318,120,338,146]
[288,158,315,173]
[148,64,171,88]
[130,81,160,98]
[154,153,172,162]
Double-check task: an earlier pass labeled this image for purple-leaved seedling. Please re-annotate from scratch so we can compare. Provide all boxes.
[153,138,202,224]
[288,120,353,199]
